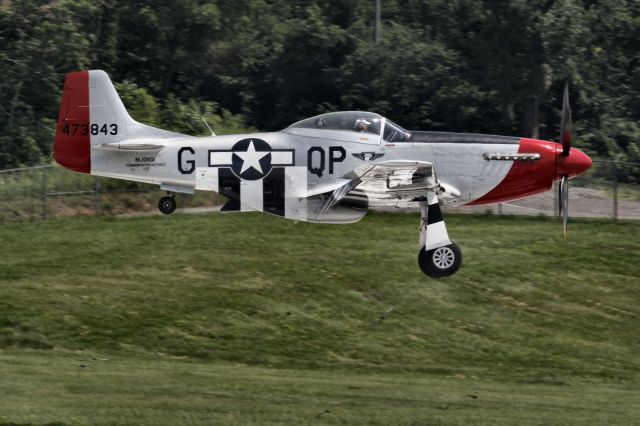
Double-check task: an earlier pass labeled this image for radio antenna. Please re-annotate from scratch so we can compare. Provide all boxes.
[201,116,216,136]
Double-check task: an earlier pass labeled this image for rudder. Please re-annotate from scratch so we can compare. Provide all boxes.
[54,71,92,173]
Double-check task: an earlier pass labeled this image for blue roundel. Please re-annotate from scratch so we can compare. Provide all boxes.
[230,138,273,181]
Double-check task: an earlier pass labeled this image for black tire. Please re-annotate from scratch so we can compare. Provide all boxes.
[418,242,462,278]
[158,196,177,215]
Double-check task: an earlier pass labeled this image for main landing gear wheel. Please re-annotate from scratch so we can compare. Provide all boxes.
[158,196,177,215]
[418,242,462,278]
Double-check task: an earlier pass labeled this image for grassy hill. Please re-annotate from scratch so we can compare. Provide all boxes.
[1,212,639,425]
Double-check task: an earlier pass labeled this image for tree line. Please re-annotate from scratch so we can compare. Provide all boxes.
[1,0,639,181]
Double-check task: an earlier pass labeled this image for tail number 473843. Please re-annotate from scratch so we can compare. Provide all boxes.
[61,123,118,136]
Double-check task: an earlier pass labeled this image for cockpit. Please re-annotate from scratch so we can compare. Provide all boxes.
[287,111,412,142]
[382,119,411,142]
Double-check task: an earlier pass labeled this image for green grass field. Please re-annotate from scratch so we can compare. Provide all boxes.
[1,212,639,425]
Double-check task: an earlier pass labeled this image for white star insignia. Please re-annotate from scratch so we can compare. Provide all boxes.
[236,140,268,174]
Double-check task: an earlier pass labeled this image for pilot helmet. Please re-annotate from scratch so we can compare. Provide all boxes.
[355,119,371,131]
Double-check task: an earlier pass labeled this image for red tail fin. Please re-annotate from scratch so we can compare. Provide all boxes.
[53,71,90,174]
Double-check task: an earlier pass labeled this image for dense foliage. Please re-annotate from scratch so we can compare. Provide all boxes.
[1,0,639,180]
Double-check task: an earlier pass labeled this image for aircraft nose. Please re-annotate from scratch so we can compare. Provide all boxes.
[555,147,592,179]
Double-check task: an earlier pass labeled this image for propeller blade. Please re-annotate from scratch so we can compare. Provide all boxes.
[560,82,572,156]
[561,175,569,239]
[558,180,563,217]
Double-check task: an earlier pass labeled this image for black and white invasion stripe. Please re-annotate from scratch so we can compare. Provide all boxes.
[422,192,451,250]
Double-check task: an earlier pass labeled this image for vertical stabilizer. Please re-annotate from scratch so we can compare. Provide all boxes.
[54,71,91,173]
[54,70,186,174]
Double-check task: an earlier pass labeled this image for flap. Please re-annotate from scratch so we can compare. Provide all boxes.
[357,161,439,199]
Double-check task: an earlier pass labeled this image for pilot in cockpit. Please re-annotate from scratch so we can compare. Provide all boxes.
[354,119,371,132]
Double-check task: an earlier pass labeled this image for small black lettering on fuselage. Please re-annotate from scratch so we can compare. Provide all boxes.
[307,147,325,177]
[178,147,195,174]
[135,156,155,163]
[329,147,346,174]
[307,146,346,177]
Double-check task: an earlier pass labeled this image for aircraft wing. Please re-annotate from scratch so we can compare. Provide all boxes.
[318,161,449,214]
[357,161,439,199]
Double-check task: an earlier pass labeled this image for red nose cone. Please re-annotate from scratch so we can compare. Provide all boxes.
[555,147,592,179]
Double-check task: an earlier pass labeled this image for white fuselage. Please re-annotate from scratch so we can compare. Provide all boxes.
[91,131,518,208]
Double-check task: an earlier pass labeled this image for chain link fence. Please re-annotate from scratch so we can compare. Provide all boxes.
[492,160,640,221]
[439,160,640,220]
[1,161,639,224]
[0,164,219,223]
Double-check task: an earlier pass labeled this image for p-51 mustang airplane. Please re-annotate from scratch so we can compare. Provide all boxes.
[54,70,591,278]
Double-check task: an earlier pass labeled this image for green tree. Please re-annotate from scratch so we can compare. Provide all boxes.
[0,0,96,168]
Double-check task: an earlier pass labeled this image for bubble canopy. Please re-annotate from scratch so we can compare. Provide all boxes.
[287,111,411,142]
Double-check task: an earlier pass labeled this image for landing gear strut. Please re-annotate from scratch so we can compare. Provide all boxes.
[158,193,176,215]
[418,192,462,278]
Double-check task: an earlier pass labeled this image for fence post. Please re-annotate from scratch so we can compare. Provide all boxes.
[41,165,49,219]
[95,176,101,215]
[612,162,618,222]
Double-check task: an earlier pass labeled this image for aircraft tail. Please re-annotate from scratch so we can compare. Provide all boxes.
[54,70,185,174]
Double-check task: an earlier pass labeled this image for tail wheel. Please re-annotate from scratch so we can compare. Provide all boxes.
[418,242,462,278]
[158,196,177,215]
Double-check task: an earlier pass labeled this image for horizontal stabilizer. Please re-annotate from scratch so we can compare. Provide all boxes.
[97,141,166,151]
